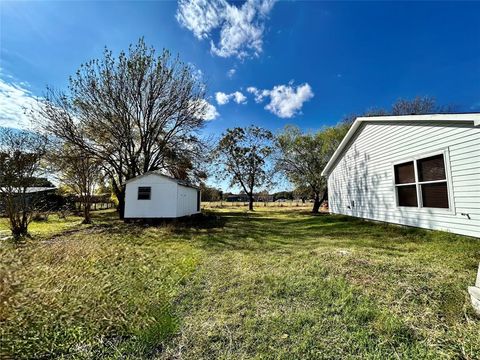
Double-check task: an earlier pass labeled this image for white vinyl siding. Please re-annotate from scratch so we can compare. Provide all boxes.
[176,185,200,217]
[124,173,200,219]
[327,121,480,238]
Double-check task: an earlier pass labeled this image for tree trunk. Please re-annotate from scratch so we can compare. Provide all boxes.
[116,187,126,219]
[5,196,29,240]
[248,194,254,211]
[320,188,328,205]
[11,222,28,240]
[82,201,92,224]
[312,192,320,213]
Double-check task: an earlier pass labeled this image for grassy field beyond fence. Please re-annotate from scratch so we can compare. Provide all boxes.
[1,207,479,359]
[202,200,316,210]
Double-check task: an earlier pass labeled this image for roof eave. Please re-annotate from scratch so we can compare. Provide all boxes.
[321,113,480,177]
[321,118,362,177]
[123,172,199,190]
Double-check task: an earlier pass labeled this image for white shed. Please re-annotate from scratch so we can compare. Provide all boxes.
[322,113,480,238]
[124,172,201,220]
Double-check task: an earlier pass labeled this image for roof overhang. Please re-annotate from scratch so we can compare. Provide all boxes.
[123,171,200,190]
[321,113,480,177]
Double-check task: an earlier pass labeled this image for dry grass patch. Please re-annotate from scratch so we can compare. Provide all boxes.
[1,207,479,359]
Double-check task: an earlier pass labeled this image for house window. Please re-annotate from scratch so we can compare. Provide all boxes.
[394,153,449,209]
[138,186,151,200]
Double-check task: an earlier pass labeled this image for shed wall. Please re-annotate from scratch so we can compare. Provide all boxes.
[327,121,480,237]
[176,185,200,217]
[124,174,178,218]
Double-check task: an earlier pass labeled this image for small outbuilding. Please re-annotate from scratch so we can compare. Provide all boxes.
[124,172,201,220]
[322,113,480,238]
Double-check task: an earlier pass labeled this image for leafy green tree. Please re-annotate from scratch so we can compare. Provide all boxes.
[275,125,347,213]
[213,126,274,211]
[293,185,311,203]
[272,191,294,201]
[199,183,223,202]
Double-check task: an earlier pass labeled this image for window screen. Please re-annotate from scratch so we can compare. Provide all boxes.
[394,161,417,207]
[138,186,151,200]
[393,153,449,209]
[394,161,415,184]
[421,183,449,208]
[418,154,446,182]
[397,185,418,207]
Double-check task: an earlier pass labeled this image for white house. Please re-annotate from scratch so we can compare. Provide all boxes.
[124,172,201,220]
[322,113,480,238]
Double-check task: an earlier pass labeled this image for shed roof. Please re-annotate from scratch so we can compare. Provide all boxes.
[123,172,200,190]
[321,113,480,177]
[0,187,56,194]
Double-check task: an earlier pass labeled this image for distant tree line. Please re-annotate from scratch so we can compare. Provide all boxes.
[200,183,223,202]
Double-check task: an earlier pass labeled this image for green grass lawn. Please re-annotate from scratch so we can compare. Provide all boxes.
[1,207,479,359]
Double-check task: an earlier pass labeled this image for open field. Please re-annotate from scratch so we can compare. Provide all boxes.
[202,200,316,210]
[1,206,480,359]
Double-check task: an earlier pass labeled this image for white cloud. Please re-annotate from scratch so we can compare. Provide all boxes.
[247,83,314,118]
[266,84,314,118]
[227,68,236,78]
[247,86,269,103]
[0,76,38,129]
[215,91,230,105]
[215,90,247,105]
[232,91,247,104]
[176,0,276,59]
[202,100,220,121]
[189,64,204,81]
[176,0,223,40]
[192,98,219,121]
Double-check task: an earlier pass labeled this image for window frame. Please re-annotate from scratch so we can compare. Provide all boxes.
[391,148,455,213]
[137,186,152,200]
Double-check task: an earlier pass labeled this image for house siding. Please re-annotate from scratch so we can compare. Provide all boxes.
[327,121,480,238]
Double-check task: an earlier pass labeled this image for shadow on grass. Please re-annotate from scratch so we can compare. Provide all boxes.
[187,210,476,256]
[66,212,229,241]
[76,209,478,261]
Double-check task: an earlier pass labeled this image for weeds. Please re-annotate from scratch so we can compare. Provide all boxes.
[1,207,479,359]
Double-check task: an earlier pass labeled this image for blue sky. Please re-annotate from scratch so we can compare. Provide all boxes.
[1,0,479,135]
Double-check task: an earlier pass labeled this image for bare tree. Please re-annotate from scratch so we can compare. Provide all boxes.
[47,144,101,224]
[37,38,208,218]
[212,126,274,211]
[342,96,457,125]
[391,96,456,115]
[0,129,47,239]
